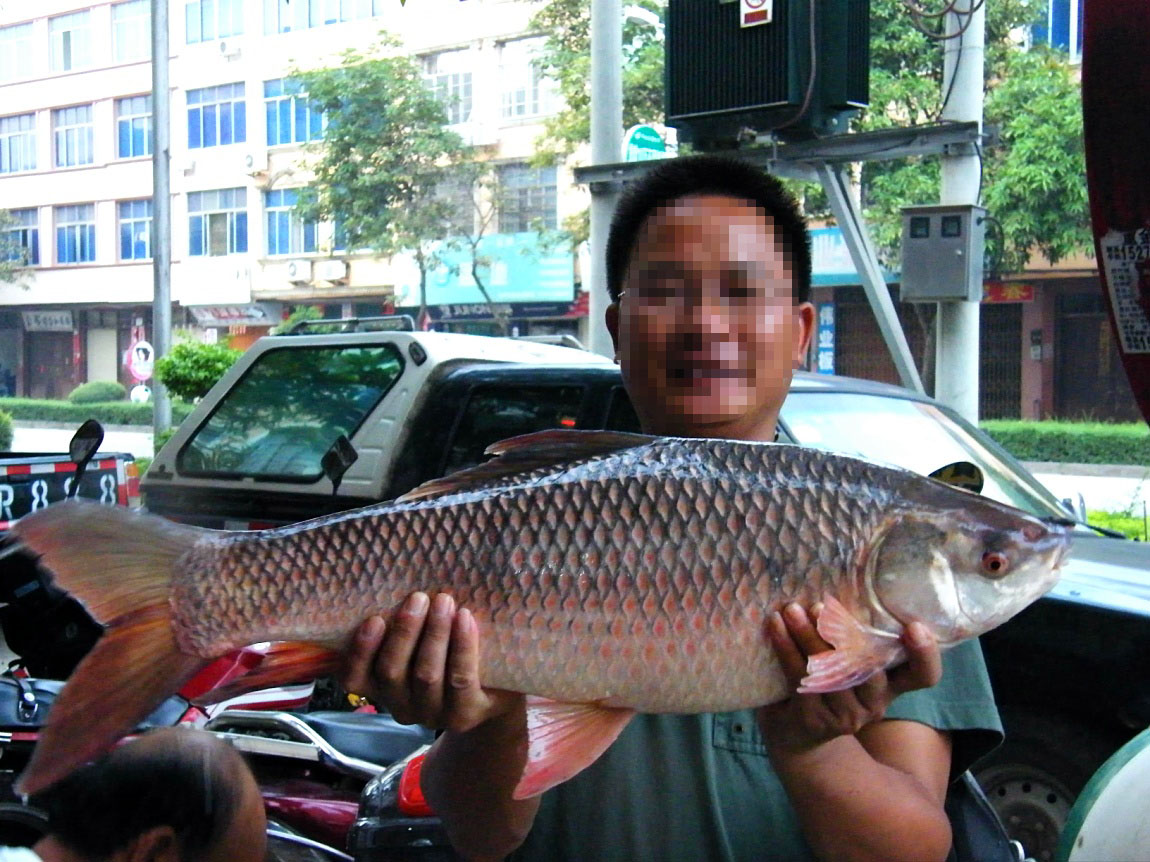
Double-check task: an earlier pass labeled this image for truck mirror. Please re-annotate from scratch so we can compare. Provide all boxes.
[68,420,105,499]
[321,435,358,497]
[928,461,984,495]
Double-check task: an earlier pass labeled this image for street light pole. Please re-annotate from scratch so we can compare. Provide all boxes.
[151,0,172,438]
[587,0,623,358]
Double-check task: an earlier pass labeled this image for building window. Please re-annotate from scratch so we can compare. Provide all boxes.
[188,83,246,149]
[118,199,153,261]
[56,204,97,264]
[49,11,93,72]
[264,0,386,34]
[264,79,324,145]
[186,0,244,43]
[188,188,248,256]
[424,50,473,126]
[500,38,556,120]
[0,24,34,83]
[0,114,37,174]
[497,163,557,232]
[265,189,317,255]
[3,208,39,266]
[113,0,152,62]
[53,105,95,168]
[116,96,153,159]
[1035,0,1083,62]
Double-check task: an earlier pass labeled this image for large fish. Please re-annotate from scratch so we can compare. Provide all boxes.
[11,430,1070,796]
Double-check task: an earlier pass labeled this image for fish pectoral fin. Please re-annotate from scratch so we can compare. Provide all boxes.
[190,642,343,705]
[513,696,636,800]
[798,595,907,694]
[398,430,656,503]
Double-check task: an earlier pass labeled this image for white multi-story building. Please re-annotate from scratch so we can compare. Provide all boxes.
[0,0,586,399]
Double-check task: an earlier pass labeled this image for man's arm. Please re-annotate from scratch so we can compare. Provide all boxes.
[758,604,953,862]
[343,594,539,860]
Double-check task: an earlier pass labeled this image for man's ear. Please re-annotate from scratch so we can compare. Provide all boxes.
[118,826,181,862]
[793,302,816,364]
[605,301,621,358]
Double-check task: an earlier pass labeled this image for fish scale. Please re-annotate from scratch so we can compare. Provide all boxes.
[169,439,900,713]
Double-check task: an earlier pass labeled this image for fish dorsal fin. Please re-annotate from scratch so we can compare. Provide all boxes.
[397,429,656,503]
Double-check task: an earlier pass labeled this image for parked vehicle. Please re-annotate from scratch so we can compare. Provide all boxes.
[139,320,1150,860]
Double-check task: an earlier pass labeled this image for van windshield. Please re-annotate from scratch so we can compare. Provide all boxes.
[177,344,403,481]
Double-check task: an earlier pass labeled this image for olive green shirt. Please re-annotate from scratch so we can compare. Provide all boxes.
[511,639,1003,862]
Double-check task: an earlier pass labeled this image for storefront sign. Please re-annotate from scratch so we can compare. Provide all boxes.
[399,300,581,323]
[127,340,154,382]
[189,303,282,327]
[983,282,1035,303]
[21,310,73,332]
[810,228,896,287]
[816,303,835,374]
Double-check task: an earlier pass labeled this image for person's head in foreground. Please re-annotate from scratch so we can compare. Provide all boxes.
[605,154,816,440]
[30,728,266,862]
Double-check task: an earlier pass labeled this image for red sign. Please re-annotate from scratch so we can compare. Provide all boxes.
[982,282,1034,303]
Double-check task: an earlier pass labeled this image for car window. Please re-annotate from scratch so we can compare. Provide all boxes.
[177,344,403,481]
[604,386,642,433]
[780,391,1070,519]
[445,385,583,473]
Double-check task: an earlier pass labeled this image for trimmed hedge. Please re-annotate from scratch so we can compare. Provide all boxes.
[0,409,11,450]
[981,420,1150,466]
[0,398,194,427]
[68,380,128,404]
[1087,509,1148,541]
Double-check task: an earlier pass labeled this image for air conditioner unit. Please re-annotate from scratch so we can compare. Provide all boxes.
[182,159,196,176]
[313,259,349,284]
[285,259,312,285]
[218,39,242,59]
[244,150,268,173]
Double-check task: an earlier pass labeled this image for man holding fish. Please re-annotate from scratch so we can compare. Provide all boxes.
[342,155,1008,861]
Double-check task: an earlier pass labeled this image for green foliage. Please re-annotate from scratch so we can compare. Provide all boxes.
[1086,509,1148,541]
[293,40,468,263]
[530,0,665,163]
[154,341,242,403]
[68,380,128,404]
[980,419,1150,465]
[0,409,11,450]
[271,305,332,335]
[0,398,194,426]
[0,209,29,285]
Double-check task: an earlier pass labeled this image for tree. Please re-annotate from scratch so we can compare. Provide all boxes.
[0,209,28,285]
[154,340,242,402]
[292,39,469,318]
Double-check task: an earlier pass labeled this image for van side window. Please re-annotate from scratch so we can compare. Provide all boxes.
[445,386,583,473]
[177,344,403,481]
[604,386,642,433]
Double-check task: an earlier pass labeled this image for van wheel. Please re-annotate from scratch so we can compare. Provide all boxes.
[973,710,1116,862]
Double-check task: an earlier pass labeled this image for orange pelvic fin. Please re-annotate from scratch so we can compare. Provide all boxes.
[798,595,906,694]
[193,642,343,706]
[11,501,210,794]
[513,696,635,800]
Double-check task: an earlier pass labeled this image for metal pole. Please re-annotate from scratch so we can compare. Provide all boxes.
[935,0,985,422]
[151,0,172,438]
[818,163,924,393]
[587,0,623,358]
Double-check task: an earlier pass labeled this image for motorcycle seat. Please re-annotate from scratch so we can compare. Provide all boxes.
[295,711,434,767]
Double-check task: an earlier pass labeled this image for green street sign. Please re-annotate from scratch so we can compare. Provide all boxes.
[623,124,667,162]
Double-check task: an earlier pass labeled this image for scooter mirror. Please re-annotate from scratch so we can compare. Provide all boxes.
[68,419,104,465]
[321,435,358,497]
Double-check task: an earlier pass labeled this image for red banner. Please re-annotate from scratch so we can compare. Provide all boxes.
[982,282,1034,303]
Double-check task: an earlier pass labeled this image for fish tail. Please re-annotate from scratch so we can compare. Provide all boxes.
[12,501,208,794]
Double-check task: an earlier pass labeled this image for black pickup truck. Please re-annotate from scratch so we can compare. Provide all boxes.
[141,323,1150,860]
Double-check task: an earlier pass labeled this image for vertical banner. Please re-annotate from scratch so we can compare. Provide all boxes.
[1082,0,1150,424]
[816,303,835,374]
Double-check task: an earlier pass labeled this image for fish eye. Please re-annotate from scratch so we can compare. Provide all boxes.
[981,551,1009,576]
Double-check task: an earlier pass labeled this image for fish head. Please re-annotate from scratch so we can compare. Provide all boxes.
[866,493,1071,645]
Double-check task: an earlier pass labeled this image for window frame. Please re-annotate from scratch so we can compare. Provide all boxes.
[496,163,558,233]
[116,95,154,159]
[188,187,249,257]
[53,104,95,168]
[265,188,318,256]
[49,11,93,72]
[423,50,474,126]
[3,208,40,266]
[264,0,387,35]
[500,37,555,120]
[0,113,37,175]
[264,78,325,146]
[0,23,34,83]
[186,0,244,43]
[112,0,151,62]
[118,199,153,261]
[55,203,97,265]
[187,83,247,149]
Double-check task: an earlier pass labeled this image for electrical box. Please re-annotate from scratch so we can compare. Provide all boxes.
[665,0,869,145]
[899,204,987,303]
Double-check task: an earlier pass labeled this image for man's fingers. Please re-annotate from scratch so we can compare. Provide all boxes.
[783,602,830,656]
[341,615,385,697]
[444,608,487,731]
[376,591,431,714]
[410,593,455,719]
[768,611,807,686]
[889,622,943,695]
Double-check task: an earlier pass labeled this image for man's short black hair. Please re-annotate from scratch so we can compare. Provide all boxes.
[605,154,812,304]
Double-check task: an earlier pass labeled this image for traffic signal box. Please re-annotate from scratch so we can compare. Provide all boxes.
[665,0,870,146]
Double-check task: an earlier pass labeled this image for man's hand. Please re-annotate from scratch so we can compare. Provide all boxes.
[757,602,943,753]
[342,591,521,733]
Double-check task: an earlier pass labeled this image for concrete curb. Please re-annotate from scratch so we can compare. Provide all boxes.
[1024,461,1150,480]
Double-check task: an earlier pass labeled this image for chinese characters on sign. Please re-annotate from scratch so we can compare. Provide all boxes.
[816,303,835,375]
[21,311,74,332]
[1100,228,1150,354]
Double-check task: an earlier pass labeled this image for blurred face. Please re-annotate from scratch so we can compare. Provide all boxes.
[608,195,814,441]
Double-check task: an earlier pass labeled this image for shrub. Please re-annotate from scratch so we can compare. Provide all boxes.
[68,380,128,404]
[154,341,243,403]
[0,398,194,426]
[1087,509,1148,541]
[981,420,1150,466]
[0,409,11,450]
